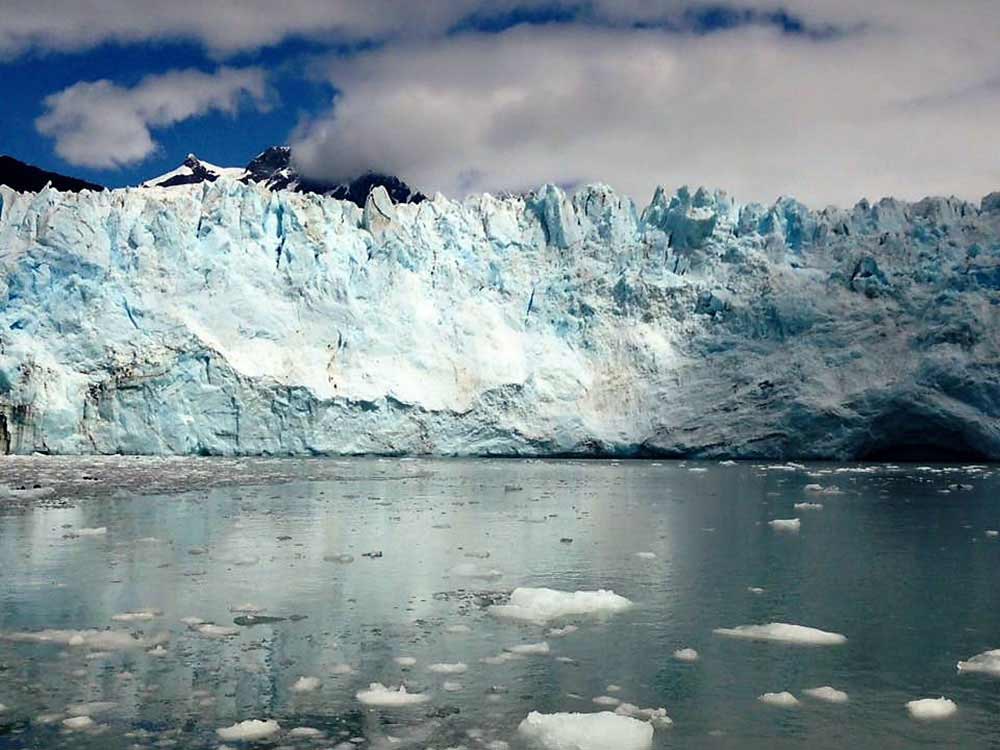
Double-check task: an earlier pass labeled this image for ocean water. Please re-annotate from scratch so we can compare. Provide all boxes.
[0,457,998,749]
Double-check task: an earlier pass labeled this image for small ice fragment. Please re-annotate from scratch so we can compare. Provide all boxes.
[331,663,353,674]
[62,715,96,731]
[490,588,633,623]
[606,685,622,693]
[548,625,578,638]
[112,609,161,622]
[713,623,847,646]
[517,711,653,750]
[507,642,550,656]
[593,695,621,706]
[193,624,239,639]
[395,656,417,667]
[147,645,168,657]
[452,562,503,580]
[74,527,107,537]
[66,702,116,716]
[957,648,1000,676]
[747,587,765,595]
[635,552,656,559]
[802,686,849,704]
[758,692,800,708]
[688,467,708,473]
[906,697,957,720]
[446,624,472,634]
[768,519,801,532]
[289,727,323,738]
[673,648,699,662]
[216,719,281,741]
[356,683,430,707]
[291,676,321,693]
[442,680,463,692]
[0,704,5,712]
[793,502,823,511]
[986,530,999,538]
[180,616,204,626]
[324,553,355,563]
[428,662,467,674]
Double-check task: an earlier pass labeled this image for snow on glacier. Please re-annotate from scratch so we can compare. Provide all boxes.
[0,178,998,457]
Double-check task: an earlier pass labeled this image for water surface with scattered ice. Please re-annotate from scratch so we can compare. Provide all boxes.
[1,457,998,748]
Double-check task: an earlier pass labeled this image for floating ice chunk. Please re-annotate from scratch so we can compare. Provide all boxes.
[147,645,168,657]
[73,527,107,537]
[768,519,801,532]
[289,727,323,738]
[442,681,463,692]
[192,624,239,639]
[720,460,737,466]
[614,704,672,729]
[3,628,164,651]
[635,552,656,559]
[216,719,281,741]
[0,704,5,712]
[112,609,161,622]
[802,686,849,703]
[62,715,97,731]
[517,711,654,750]
[593,695,621,706]
[688,467,707,473]
[428,662,467,674]
[356,683,430,707]
[507,642,550,655]
[986,530,999,538]
[793,502,823,511]
[747,587,765,595]
[906,697,957,720]
[66,702,116,716]
[957,649,1000,676]
[331,663,354,674]
[548,625,578,638]
[291,676,321,693]
[490,588,633,623]
[324,553,355,564]
[452,562,504,580]
[446,624,473,634]
[180,617,204,626]
[673,648,699,662]
[713,623,847,646]
[395,657,417,667]
[758,692,799,708]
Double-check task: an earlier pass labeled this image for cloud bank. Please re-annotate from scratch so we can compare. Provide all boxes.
[36,67,272,168]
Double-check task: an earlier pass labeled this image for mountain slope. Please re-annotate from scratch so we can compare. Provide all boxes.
[0,155,103,193]
[0,179,997,458]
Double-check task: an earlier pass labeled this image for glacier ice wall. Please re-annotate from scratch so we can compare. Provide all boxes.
[0,179,998,458]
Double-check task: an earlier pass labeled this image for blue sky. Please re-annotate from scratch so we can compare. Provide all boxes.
[1,1,998,205]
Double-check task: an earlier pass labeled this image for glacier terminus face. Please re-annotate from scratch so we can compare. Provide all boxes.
[0,179,998,458]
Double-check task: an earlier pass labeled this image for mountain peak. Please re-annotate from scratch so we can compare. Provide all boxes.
[0,155,104,193]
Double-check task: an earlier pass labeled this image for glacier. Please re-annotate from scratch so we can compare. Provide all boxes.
[0,178,998,458]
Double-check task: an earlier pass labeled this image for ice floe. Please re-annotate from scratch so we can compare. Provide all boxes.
[517,710,654,750]
[758,691,800,708]
[291,676,321,693]
[906,697,957,720]
[62,715,97,731]
[428,662,467,674]
[613,703,672,729]
[673,648,699,662]
[111,609,161,622]
[635,552,656,559]
[3,628,166,651]
[713,623,847,645]
[395,656,417,667]
[490,588,633,623]
[793,502,824,511]
[768,518,801,532]
[802,686,849,703]
[216,719,281,741]
[507,642,550,655]
[548,625,579,638]
[957,649,1000,676]
[356,683,430,707]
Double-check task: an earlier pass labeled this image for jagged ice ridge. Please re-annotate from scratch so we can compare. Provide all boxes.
[0,178,998,458]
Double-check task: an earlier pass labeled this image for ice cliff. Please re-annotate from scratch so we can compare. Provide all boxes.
[1,179,998,458]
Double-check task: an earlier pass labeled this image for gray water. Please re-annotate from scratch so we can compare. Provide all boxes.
[0,457,998,749]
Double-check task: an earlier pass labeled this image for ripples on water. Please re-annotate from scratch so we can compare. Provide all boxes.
[0,457,998,749]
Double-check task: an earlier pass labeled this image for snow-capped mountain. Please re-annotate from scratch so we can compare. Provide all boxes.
[0,178,998,458]
[142,153,245,188]
[142,146,425,208]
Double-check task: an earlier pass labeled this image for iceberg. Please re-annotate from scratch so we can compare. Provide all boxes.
[1,179,998,458]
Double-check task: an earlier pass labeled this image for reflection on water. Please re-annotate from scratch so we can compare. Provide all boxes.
[0,457,998,748]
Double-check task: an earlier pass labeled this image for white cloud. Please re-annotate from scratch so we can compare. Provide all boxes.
[290,5,1000,207]
[36,67,272,168]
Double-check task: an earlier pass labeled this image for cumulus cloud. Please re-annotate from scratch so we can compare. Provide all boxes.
[290,3,1000,206]
[36,67,272,168]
